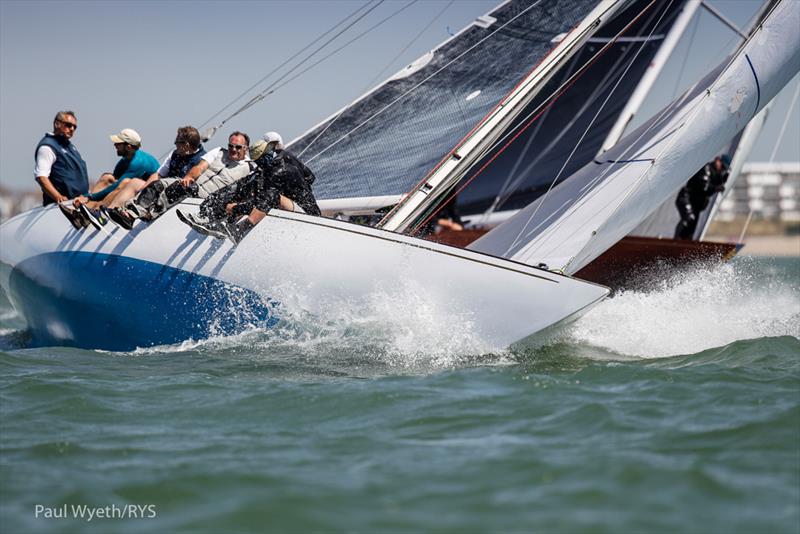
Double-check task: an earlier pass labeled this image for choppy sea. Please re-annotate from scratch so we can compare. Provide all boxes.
[0,256,798,533]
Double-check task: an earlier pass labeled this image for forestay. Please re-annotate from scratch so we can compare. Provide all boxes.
[468,0,800,274]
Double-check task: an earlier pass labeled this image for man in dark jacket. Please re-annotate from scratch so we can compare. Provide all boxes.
[674,155,730,240]
[177,132,321,243]
[34,110,89,206]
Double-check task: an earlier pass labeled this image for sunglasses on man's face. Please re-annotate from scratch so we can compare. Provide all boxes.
[59,120,77,130]
[228,143,246,150]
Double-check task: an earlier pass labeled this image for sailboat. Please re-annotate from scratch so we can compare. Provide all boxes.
[0,0,625,350]
[0,0,796,351]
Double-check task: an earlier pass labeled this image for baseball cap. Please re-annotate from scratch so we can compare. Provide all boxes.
[250,139,268,161]
[263,131,283,148]
[109,128,142,146]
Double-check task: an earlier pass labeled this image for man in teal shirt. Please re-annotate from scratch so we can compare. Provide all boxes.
[65,128,160,229]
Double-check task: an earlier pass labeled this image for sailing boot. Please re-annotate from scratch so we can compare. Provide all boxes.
[106,207,136,231]
[222,219,254,244]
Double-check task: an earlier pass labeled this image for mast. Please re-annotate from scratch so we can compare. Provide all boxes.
[377,0,626,234]
[599,0,701,152]
[469,0,799,274]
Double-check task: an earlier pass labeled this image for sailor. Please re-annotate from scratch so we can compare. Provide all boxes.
[61,128,160,229]
[177,131,321,243]
[674,155,730,240]
[35,111,89,206]
[105,126,206,229]
[113,131,253,227]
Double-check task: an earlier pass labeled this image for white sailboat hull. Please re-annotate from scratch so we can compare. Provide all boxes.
[0,200,608,351]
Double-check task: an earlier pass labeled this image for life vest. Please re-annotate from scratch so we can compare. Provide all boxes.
[196,149,253,198]
[167,146,207,178]
[35,133,89,204]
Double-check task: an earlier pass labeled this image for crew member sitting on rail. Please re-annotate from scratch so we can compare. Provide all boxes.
[110,131,253,229]
[60,128,159,229]
[35,110,89,211]
[176,131,320,243]
[105,126,206,229]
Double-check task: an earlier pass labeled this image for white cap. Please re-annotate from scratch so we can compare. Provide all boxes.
[263,131,283,148]
[109,128,142,146]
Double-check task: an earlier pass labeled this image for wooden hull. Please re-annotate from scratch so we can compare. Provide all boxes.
[572,236,742,289]
[430,230,742,290]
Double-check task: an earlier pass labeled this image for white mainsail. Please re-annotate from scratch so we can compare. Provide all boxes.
[468,0,800,275]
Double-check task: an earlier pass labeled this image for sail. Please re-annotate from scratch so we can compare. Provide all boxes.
[455,0,689,216]
[288,0,601,201]
[629,0,779,240]
[468,0,800,274]
[631,103,772,239]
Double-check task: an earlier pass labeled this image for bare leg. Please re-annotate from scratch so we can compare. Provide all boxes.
[108,178,148,209]
[91,173,116,193]
[247,208,267,225]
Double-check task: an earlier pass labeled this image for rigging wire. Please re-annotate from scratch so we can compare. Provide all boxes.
[484,4,675,220]
[670,8,700,99]
[498,0,671,253]
[365,0,455,93]
[527,0,783,270]
[254,1,421,104]
[196,0,378,133]
[768,80,800,162]
[303,0,547,165]
[405,0,661,236]
[199,0,386,139]
[297,0,454,159]
[738,79,800,243]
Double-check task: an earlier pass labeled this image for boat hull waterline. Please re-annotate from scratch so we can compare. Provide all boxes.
[0,201,609,351]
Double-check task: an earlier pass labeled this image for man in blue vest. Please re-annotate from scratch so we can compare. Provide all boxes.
[34,110,89,206]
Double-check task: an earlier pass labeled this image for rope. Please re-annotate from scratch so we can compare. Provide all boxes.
[197,0,379,133]
[499,0,671,252]
[769,80,800,162]
[485,1,675,221]
[200,0,387,139]
[303,0,547,165]
[297,0,455,159]
[737,77,800,243]
[406,0,660,236]
[527,1,781,270]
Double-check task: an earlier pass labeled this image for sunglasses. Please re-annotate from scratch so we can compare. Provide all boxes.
[59,120,77,130]
[228,143,246,150]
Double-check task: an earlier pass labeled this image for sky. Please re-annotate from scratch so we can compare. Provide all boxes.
[0,0,798,193]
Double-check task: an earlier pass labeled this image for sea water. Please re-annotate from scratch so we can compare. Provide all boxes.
[0,256,797,533]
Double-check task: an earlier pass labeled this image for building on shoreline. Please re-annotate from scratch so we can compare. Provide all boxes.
[717,162,800,223]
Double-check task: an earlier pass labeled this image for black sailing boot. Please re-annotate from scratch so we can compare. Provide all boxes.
[223,219,254,244]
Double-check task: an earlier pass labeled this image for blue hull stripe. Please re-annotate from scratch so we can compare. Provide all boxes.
[6,252,278,351]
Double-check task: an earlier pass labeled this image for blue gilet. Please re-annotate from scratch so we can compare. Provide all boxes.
[167,145,207,178]
[36,134,89,205]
